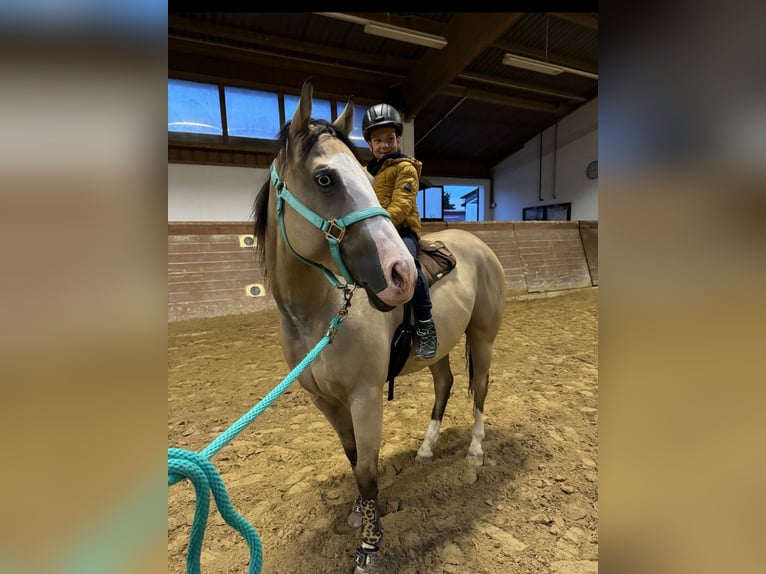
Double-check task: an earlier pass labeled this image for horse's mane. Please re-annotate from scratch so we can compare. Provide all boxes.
[252,118,362,284]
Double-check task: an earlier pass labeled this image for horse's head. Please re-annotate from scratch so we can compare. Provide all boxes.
[254,79,417,311]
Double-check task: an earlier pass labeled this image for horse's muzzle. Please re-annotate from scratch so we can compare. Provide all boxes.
[371,257,416,309]
[362,287,397,312]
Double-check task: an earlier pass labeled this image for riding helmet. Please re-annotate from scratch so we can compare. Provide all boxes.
[362,103,403,142]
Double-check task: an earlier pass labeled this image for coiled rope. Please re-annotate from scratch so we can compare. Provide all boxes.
[168,286,354,574]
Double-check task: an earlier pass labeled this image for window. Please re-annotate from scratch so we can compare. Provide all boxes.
[335,102,369,147]
[457,187,480,222]
[523,202,571,221]
[417,186,444,220]
[224,87,280,140]
[169,78,374,151]
[167,79,222,135]
[439,185,482,222]
[168,81,487,224]
[284,94,332,124]
[168,80,489,222]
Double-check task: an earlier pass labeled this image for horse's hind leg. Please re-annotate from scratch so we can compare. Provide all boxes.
[416,354,454,462]
[464,337,494,465]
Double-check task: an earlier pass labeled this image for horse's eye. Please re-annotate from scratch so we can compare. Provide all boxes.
[316,173,332,188]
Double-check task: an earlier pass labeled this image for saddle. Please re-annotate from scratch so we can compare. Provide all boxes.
[386,239,457,400]
[417,239,457,287]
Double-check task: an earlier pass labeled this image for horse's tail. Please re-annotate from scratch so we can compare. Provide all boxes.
[465,338,475,395]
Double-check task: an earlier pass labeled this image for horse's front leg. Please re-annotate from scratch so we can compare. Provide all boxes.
[349,389,385,573]
[310,395,363,527]
[312,393,358,462]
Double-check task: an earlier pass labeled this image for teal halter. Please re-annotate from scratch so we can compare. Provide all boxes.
[270,161,390,288]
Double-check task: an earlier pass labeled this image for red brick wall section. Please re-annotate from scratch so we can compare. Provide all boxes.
[168,221,598,321]
[168,226,269,322]
[425,221,527,296]
[513,222,593,293]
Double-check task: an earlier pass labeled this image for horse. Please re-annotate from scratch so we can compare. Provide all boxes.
[253,79,507,573]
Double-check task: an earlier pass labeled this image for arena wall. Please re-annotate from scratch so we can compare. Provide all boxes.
[168,221,598,322]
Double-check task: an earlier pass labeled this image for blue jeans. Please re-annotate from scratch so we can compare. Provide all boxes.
[400,229,433,322]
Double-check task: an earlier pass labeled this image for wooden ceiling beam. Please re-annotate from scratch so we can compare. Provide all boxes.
[337,12,447,36]
[398,13,525,119]
[548,12,598,30]
[457,72,587,103]
[169,15,414,72]
[441,84,571,116]
[170,36,577,116]
[169,36,402,88]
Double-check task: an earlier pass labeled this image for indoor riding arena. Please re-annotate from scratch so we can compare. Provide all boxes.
[168,12,598,574]
[168,221,599,574]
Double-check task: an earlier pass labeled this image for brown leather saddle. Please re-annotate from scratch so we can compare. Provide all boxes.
[386,239,456,399]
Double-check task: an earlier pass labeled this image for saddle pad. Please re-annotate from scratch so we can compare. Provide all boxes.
[418,239,457,286]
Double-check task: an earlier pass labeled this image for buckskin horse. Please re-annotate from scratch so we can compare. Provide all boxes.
[253,80,506,573]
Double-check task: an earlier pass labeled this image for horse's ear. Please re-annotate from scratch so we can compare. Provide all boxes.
[289,78,313,140]
[334,96,355,137]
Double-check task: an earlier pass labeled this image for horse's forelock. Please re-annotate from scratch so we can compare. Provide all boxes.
[282,119,362,163]
[302,119,360,161]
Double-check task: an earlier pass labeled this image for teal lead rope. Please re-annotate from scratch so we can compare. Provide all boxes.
[168,449,262,574]
[168,286,355,574]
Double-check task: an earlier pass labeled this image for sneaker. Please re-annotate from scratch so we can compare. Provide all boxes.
[415,319,438,360]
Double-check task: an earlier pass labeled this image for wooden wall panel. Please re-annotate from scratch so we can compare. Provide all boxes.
[513,221,593,293]
[421,221,448,234]
[578,220,599,286]
[439,221,527,295]
[168,233,269,322]
[168,220,598,321]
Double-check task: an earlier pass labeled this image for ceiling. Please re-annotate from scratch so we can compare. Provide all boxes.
[168,12,598,180]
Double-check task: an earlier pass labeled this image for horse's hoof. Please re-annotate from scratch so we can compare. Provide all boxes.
[353,547,384,573]
[415,453,433,464]
[466,452,484,466]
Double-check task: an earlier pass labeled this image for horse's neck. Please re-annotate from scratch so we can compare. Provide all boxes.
[266,229,339,332]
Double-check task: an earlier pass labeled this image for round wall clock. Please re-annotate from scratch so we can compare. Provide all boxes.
[586,160,598,180]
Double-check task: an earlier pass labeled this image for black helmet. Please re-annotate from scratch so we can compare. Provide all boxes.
[362,103,403,142]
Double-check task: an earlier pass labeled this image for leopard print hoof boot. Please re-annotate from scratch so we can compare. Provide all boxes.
[352,497,384,572]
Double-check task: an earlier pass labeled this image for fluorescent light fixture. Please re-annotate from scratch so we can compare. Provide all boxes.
[503,54,598,80]
[364,23,447,49]
[502,53,598,80]
[314,12,370,26]
[315,13,448,49]
[502,53,563,76]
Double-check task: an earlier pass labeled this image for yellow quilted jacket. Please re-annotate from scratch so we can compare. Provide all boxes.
[371,155,423,237]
